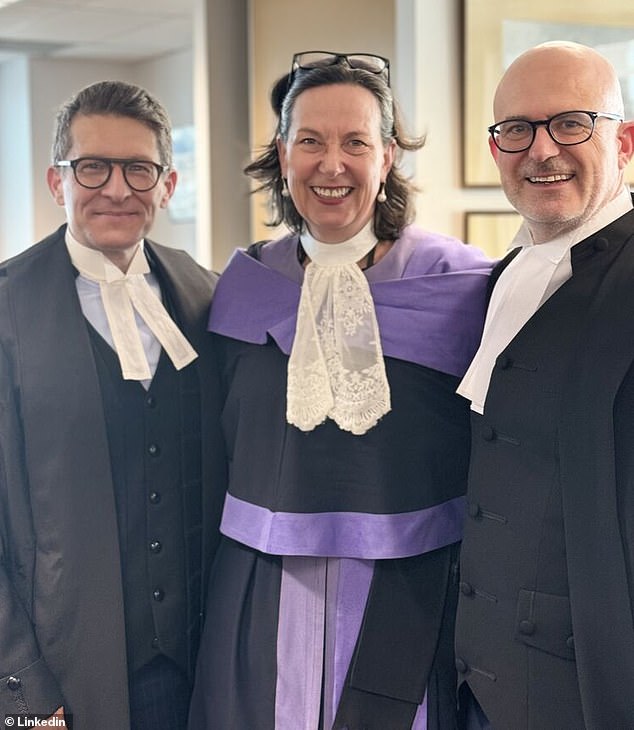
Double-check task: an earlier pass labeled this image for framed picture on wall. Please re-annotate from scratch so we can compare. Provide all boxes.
[465,211,523,259]
[462,0,634,187]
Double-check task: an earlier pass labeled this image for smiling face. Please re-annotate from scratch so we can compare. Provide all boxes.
[47,113,176,270]
[277,83,395,243]
[490,43,634,243]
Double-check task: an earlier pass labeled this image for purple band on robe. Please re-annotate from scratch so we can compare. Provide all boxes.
[275,557,374,729]
[220,492,465,559]
[327,558,374,728]
[276,557,429,729]
[208,225,492,378]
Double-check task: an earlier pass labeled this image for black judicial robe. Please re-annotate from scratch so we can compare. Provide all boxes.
[0,226,225,729]
[189,227,492,729]
[455,208,634,729]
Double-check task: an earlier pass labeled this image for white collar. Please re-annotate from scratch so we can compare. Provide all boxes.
[299,220,378,266]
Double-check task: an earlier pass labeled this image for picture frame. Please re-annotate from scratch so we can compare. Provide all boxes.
[462,0,634,186]
[464,211,523,259]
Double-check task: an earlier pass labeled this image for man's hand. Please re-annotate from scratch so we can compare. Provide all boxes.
[50,707,66,725]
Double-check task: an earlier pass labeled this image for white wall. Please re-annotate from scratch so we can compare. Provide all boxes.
[136,49,196,258]
[404,0,509,243]
[0,58,33,258]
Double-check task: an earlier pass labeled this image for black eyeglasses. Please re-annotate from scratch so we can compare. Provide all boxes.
[488,110,623,153]
[55,157,169,192]
[290,51,390,86]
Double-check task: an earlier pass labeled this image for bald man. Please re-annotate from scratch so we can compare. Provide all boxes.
[455,42,634,729]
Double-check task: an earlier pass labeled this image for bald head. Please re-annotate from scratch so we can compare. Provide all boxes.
[488,41,634,244]
[494,42,624,121]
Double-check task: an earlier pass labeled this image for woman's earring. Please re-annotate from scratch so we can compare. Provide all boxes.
[377,182,387,204]
[281,178,290,198]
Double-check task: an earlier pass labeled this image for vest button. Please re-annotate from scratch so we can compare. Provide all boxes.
[519,619,535,635]
[146,395,157,408]
[593,237,609,252]
[499,356,513,370]
[148,443,160,457]
[149,491,161,504]
[6,676,21,691]
[455,658,468,674]
[468,502,481,518]
[151,636,160,649]
[482,425,495,441]
[149,540,162,554]
[153,588,165,602]
[566,635,575,650]
[459,581,474,596]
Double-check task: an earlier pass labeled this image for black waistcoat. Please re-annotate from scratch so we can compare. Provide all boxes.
[455,234,618,729]
[88,323,203,678]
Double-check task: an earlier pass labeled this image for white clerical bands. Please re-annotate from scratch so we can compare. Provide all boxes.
[66,234,197,381]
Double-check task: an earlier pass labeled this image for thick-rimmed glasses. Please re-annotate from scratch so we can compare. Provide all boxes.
[290,51,390,86]
[55,157,169,192]
[488,110,623,153]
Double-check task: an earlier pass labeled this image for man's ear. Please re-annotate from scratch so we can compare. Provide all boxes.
[159,169,178,209]
[46,166,65,206]
[488,136,501,166]
[616,120,634,171]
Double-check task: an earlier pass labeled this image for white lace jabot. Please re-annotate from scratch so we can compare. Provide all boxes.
[286,221,391,435]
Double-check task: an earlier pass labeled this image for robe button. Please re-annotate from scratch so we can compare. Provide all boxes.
[6,676,21,691]
[149,540,162,554]
[519,619,535,635]
[153,588,165,602]
[149,491,161,504]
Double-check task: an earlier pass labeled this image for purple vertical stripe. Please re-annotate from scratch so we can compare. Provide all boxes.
[275,557,326,729]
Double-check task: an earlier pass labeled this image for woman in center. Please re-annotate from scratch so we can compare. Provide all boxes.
[189,52,492,729]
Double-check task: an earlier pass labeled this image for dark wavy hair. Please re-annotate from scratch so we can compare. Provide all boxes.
[244,62,425,241]
[51,80,173,167]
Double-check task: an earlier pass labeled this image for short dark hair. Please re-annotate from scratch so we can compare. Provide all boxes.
[51,80,173,166]
[244,62,425,241]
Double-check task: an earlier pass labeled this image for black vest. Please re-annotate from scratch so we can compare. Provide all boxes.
[88,320,203,678]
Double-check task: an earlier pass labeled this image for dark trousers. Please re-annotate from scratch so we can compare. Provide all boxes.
[129,656,191,730]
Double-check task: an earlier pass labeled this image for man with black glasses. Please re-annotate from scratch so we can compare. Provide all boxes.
[0,81,225,730]
[455,42,634,729]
